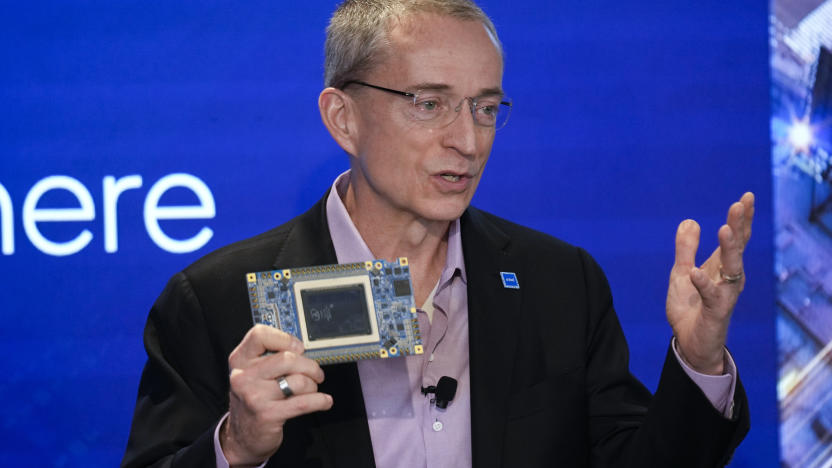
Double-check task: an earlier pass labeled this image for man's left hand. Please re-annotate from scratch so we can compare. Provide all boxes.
[666,192,755,375]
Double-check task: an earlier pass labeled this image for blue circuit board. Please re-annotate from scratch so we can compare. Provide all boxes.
[246,258,423,365]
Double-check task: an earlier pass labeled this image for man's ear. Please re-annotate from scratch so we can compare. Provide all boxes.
[319,87,359,156]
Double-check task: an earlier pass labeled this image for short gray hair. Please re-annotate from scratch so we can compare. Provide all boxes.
[324,0,502,88]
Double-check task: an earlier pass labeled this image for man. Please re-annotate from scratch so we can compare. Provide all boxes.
[123,1,752,467]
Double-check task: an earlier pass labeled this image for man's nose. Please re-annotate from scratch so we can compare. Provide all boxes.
[451,97,478,125]
[444,98,478,156]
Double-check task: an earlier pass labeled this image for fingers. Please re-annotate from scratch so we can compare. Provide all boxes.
[257,350,325,385]
[724,192,754,245]
[230,324,304,366]
[269,392,334,421]
[739,192,755,243]
[223,386,333,465]
[689,267,720,310]
[277,373,321,398]
[725,201,747,250]
[673,219,701,274]
[689,193,754,284]
[719,193,753,287]
[228,327,326,400]
[717,224,744,284]
[222,327,333,464]
[228,325,326,404]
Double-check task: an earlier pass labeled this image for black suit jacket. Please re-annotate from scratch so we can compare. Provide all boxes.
[122,196,749,467]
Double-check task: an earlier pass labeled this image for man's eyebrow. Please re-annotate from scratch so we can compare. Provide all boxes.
[408,82,451,92]
[477,86,505,97]
[408,82,505,97]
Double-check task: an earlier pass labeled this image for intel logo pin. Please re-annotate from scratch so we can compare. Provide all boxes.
[500,272,519,289]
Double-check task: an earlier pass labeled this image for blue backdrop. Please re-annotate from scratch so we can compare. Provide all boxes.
[0,1,775,465]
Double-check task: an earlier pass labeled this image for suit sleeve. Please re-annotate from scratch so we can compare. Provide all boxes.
[122,272,230,468]
[577,248,750,468]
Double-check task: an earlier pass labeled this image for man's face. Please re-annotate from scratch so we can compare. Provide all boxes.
[347,13,503,223]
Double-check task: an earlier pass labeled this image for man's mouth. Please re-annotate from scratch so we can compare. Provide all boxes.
[440,174,463,182]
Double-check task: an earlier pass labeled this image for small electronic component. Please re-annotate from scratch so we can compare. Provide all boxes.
[246,258,423,364]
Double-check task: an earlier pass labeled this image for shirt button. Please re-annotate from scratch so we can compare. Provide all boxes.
[432,421,444,432]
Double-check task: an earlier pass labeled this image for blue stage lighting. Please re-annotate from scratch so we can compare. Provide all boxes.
[788,117,814,152]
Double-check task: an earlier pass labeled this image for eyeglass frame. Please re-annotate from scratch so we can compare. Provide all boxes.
[340,80,512,130]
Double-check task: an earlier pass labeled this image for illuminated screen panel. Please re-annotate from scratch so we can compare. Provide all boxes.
[772,1,832,467]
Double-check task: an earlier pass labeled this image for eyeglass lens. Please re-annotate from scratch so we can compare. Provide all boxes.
[406,91,511,130]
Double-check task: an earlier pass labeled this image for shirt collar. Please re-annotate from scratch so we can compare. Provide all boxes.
[326,170,467,284]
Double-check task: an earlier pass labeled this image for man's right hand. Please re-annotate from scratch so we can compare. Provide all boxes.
[220,324,334,466]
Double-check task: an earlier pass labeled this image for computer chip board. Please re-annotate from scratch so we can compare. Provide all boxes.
[246,258,423,365]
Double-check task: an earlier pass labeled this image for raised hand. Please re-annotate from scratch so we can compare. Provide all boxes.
[666,193,755,375]
[221,325,334,465]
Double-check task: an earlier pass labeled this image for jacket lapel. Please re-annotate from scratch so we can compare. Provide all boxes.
[461,208,523,468]
[271,194,376,468]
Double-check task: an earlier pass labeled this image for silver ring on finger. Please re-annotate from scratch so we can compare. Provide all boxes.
[277,375,294,398]
[719,265,743,283]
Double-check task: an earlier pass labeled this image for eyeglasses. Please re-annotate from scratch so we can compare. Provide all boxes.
[342,80,512,130]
